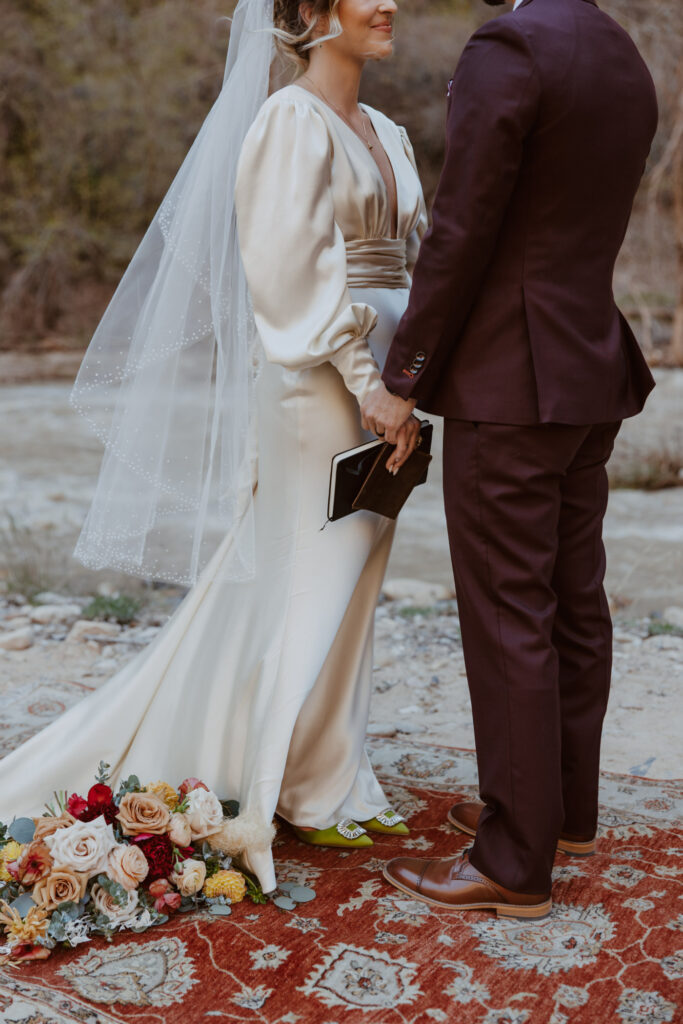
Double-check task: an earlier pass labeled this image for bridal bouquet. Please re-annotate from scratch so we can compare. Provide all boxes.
[0,763,273,964]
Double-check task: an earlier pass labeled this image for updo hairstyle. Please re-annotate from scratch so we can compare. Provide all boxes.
[272,0,342,72]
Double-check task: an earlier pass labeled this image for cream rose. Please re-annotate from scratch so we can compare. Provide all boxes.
[43,816,117,877]
[32,868,89,911]
[185,788,224,841]
[32,810,77,842]
[171,858,206,896]
[106,843,149,891]
[116,792,172,836]
[168,812,192,848]
[90,882,140,926]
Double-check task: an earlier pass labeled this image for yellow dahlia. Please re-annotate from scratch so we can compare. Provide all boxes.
[144,780,179,811]
[0,841,24,882]
[0,900,49,944]
[203,869,247,903]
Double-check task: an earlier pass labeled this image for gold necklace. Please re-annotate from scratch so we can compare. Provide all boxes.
[300,77,374,150]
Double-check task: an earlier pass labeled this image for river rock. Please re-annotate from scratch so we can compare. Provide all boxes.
[0,616,31,630]
[67,620,121,644]
[0,627,33,651]
[382,578,454,605]
[663,606,683,630]
[30,604,82,625]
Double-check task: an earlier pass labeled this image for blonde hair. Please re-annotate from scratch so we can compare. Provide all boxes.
[271,0,343,72]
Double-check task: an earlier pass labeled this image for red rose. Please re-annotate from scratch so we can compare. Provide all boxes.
[66,793,89,818]
[88,784,114,809]
[178,777,209,797]
[133,834,174,881]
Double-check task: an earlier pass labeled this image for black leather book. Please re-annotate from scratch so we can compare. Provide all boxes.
[327,421,433,522]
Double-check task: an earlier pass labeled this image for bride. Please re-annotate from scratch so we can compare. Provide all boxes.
[0,0,426,893]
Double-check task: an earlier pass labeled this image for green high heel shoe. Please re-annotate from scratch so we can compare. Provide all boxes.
[292,818,373,849]
[359,808,410,836]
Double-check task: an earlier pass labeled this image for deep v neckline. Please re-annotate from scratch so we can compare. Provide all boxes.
[291,85,400,239]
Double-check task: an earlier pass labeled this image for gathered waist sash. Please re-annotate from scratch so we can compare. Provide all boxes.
[345,237,409,290]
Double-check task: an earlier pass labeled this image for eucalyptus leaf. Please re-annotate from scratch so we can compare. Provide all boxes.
[289,886,316,903]
[8,817,35,844]
[277,882,294,893]
[208,904,233,916]
[10,893,37,917]
[273,896,297,911]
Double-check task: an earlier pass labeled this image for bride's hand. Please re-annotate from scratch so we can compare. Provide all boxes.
[361,382,416,443]
[386,415,421,475]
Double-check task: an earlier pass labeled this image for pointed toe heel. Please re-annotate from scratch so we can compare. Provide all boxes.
[293,819,373,849]
[360,808,410,836]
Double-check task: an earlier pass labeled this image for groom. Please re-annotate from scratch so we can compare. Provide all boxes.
[362,0,658,917]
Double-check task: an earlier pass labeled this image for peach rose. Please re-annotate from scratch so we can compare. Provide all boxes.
[106,844,149,891]
[168,813,192,848]
[13,840,53,886]
[171,858,206,896]
[32,811,77,842]
[32,868,88,911]
[116,792,171,836]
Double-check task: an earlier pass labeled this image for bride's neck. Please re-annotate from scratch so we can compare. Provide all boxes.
[299,48,365,115]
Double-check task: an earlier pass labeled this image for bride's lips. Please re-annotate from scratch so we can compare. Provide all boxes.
[372,22,393,33]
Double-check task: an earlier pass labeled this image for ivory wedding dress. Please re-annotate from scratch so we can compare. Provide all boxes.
[0,85,426,892]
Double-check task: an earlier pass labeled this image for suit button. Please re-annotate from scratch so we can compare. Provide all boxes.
[415,351,426,362]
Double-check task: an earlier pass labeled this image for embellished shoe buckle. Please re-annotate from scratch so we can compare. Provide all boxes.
[377,809,405,827]
[337,819,366,840]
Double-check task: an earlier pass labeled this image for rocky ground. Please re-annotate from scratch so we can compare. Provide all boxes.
[1,367,682,784]
[1,584,681,781]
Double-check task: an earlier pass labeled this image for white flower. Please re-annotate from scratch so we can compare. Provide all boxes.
[171,858,206,896]
[184,788,224,840]
[43,815,117,877]
[90,882,140,927]
[249,944,291,969]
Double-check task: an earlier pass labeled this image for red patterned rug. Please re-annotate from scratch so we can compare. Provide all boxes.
[1,739,681,1024]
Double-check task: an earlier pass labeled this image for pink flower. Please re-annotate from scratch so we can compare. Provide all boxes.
[178,777,209,798]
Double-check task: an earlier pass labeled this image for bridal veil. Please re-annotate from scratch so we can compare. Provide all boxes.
[70,0,274,585]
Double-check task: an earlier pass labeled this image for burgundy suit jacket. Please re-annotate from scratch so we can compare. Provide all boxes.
[382,0,658,424]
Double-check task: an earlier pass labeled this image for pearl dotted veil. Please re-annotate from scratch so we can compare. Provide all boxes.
[70,0,274,585]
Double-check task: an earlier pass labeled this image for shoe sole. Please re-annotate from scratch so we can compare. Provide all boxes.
[383,867,552,920]
[446,811,597,857]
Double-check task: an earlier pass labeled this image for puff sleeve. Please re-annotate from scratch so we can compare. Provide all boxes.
[235,96,383,403]
[398,126,428,280]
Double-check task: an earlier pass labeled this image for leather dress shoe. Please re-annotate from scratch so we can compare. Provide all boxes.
[447,801,597,856]
[383,851,551,919]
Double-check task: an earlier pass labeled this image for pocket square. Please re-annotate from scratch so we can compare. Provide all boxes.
[447,78,454,98]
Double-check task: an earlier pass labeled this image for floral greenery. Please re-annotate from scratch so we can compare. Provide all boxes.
[0,762,274,964]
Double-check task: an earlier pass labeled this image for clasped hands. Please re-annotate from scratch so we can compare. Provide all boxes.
[361,383,419,475]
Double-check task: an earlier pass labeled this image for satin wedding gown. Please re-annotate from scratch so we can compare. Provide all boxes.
[0,85,427,892]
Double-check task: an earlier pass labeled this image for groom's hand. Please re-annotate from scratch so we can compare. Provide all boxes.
[361,383,416,445]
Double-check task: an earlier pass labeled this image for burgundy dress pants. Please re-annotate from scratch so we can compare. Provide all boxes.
[443,419,621,894]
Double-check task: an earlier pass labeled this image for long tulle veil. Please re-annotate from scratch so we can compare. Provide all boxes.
[70,0,274,585]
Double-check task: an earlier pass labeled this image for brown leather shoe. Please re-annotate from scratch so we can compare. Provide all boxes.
[447,801,597,857]
[383,851,551,919]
